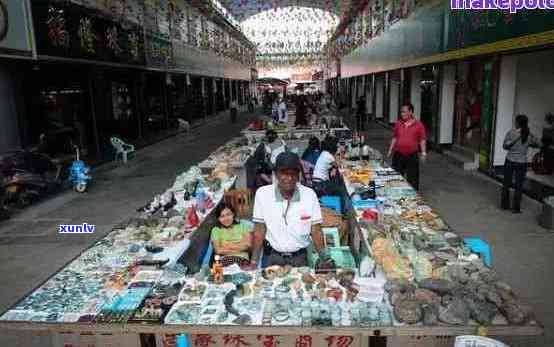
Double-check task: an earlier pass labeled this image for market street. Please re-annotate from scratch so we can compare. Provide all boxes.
[0,115,552,346]
[0,111,256,346]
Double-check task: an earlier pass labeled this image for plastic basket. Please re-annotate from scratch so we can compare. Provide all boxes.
[352,199,382,210]
[308,246,356,271]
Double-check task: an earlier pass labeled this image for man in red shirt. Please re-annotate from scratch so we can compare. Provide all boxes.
[387,103,427,190]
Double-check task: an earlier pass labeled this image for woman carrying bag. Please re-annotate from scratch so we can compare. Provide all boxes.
[501,114,540,213]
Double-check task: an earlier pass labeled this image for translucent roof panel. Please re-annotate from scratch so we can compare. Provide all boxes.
[241,6,339,55]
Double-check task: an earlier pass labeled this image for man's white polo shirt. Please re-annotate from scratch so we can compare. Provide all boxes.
[252,183,322,253]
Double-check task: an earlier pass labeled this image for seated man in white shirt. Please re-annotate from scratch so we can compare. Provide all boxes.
[249,152,325,268]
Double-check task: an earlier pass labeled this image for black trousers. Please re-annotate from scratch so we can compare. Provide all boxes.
[502,159,527,211]
[356,114,366,131]
[264,247,308,267]
[230,108,237,123]
[392,152,420,190]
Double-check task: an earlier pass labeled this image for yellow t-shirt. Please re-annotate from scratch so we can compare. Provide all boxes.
[210,223,251,260]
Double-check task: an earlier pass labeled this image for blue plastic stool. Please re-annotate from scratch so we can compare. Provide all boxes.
[177,334,190,347]
[463,237,492,267]
[320,196,342,214]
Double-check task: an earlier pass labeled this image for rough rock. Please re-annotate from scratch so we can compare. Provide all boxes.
[479,270,500,283]
[497,287,516,302]
[447,265,469,284]
[167,216,184,227]
[164,209,181,218]
[450,284,472,299]
[500,301,528,325]
[128,217,147,228]
[418,278,455,295]
[384,279,415,293]
[390,292,411,307]
[464,280,481,295]
[145,217,162,228]
[486,290,503,307]
[466,296,498,325]
[393,299,423,324]
[444,232,463,247]
[438,298,470,325]
[413,235,427,251]
[414,289,441,306]
[495,281,513,293]
[421,304,439,326]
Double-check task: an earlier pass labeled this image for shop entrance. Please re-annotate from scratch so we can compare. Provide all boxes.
[420,66,440,144]
[454,60,486,153]
[453,58,499,171]
[21,63,98,160]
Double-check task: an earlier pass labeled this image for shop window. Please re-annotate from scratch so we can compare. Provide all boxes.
[111,82,139,141]
[26,80,95,159]
[143,74,167,138]
[169,76,188,125]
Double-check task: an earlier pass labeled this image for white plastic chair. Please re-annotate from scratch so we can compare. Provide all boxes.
[177,118,190,133]
[110,137,135,164]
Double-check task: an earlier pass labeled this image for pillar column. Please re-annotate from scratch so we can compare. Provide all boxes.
[439,64,456,144]
[494,55,518,166]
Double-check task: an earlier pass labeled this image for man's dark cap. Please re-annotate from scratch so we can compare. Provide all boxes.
[274,152,301,172]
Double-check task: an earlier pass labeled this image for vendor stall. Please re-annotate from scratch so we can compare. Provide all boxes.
[0,128,543,347]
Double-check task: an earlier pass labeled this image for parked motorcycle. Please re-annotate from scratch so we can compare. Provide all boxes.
[0,150,62,208]
[68,145,91,193]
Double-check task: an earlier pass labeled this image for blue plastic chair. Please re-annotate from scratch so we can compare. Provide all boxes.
[463,237,492,267]
[320,196,342,214]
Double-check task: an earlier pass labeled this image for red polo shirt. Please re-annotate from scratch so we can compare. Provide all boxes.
[393,118,427,156]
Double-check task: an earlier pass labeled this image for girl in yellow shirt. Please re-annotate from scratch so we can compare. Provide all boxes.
[210,203,252,267]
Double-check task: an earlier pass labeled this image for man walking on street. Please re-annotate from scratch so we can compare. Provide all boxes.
[356,95,367,131]
[387,103,427,190]
[230,99,238,123]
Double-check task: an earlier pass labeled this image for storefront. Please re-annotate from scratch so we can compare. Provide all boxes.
[215,78,225,113]
[188,75,206,122]
[0,62,23,153]
[19,62,97,159]
[0,0,35,153]
[205,77,216,117]
[493,49,554,190]
[105,69,141,143]
[374,74,385,120]
[168,74,189,126]
[388,70,401,124]
[142,72,169,141]
[419,65,441,144]
[453,59,490,155]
